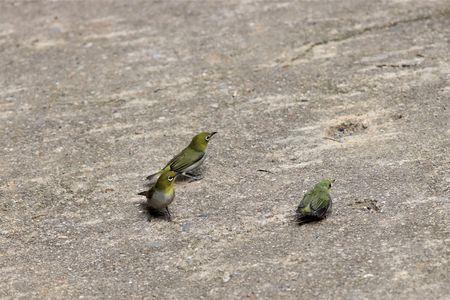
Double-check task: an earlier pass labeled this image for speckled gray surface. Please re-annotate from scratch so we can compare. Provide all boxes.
[1,1,449,299]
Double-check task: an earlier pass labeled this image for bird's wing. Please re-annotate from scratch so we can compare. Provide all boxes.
[310,191,331,218]
[167,148,204,173]
[147,187,155,199]
[299,190,314,208]
[297,190,314,213]
[138,186,154,198]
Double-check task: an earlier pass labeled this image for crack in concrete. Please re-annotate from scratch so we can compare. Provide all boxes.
[287,11,448,63]
[375,63,418,68]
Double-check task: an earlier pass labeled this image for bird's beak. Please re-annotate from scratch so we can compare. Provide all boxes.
[210,131,218,137]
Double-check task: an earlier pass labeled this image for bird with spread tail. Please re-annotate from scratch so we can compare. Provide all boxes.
[296,179,334,225]
[146,131,217,181]
[138,170,178,221]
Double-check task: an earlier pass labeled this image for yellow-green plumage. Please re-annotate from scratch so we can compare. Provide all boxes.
[146,132,217,181]
[138,170,178,220]
[296,179,334,225]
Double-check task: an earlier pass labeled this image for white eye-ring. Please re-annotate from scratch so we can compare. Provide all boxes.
[168,176,174,182]
[205,136,210,141]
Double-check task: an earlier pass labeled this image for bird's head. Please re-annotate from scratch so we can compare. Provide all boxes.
[317,179,334,190]
[189,131,217,152]
[155,170,178,190]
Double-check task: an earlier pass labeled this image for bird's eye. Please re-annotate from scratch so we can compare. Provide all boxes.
[205,136,210,141]
[168,176,174,182]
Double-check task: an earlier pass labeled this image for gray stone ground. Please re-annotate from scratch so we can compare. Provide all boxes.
[1,0,449,299]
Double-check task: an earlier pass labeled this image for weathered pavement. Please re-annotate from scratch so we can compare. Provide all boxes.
[1,1,449,299]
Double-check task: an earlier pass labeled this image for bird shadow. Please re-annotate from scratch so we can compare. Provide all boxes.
[137,202,170,222]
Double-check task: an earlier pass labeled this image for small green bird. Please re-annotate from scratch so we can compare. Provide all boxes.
[296,179,334,225]
[138,170,178,220]
[147,131,217,181]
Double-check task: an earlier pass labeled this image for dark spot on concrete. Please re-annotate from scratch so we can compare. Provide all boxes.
[257,169,274,174]
[327,120,368,139]
[392,113,404,120]
[145,242,162,249]
[349,199,380,212]
[197,213,208,218]
[181,223,191,232]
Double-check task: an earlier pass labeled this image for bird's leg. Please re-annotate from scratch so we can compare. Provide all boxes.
[165,207,172,221]
[182,172,203,181]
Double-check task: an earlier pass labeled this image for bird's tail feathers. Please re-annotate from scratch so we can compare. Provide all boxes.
[295,213,319,225]
[137,191,148,197]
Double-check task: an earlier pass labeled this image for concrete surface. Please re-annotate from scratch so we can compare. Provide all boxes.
[1,0,449,299]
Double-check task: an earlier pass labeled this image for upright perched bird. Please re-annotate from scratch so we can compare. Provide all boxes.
[147,131,217,181]
[138,170,178,220]
[296,179,334,225]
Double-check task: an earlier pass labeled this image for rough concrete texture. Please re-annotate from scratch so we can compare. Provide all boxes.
[1,0,449,299]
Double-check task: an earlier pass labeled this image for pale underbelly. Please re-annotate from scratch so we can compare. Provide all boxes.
[147,190,174,209]
[182,154,206,173]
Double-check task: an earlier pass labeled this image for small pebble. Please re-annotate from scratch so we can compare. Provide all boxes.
[222,272,231,283]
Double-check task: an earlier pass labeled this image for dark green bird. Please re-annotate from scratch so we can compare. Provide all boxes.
[147,131,217,181]
[296,179,334,225]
